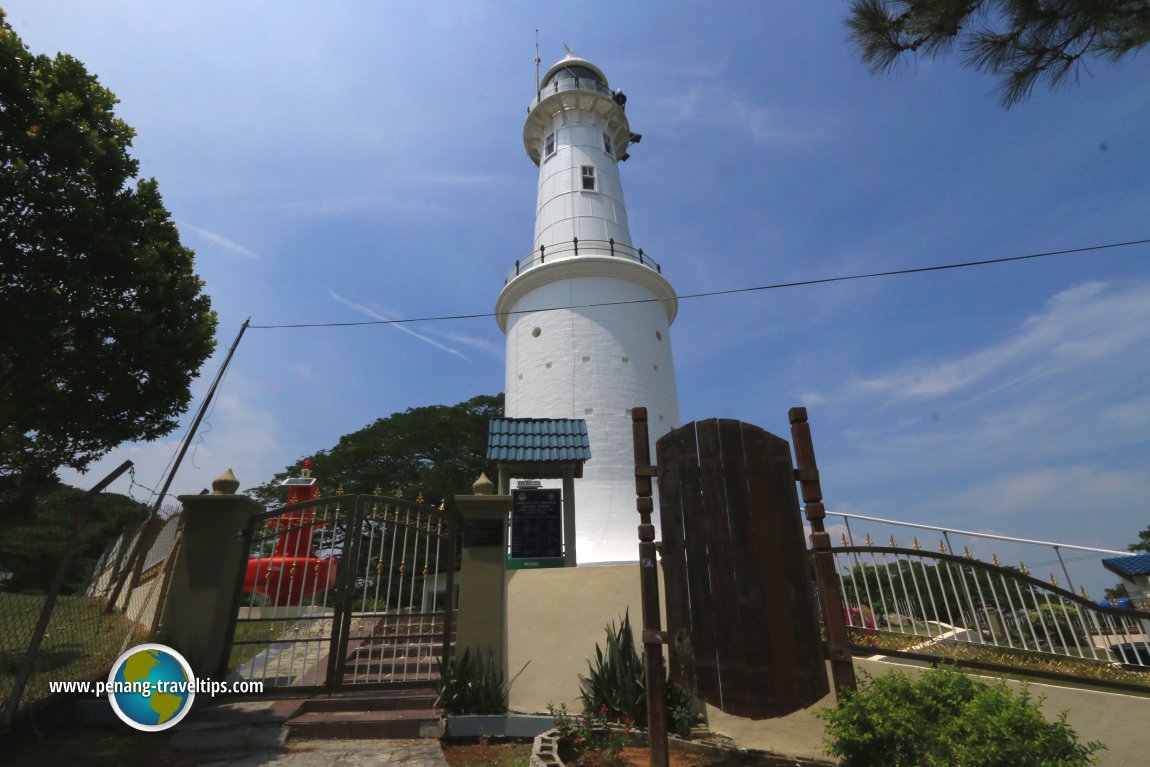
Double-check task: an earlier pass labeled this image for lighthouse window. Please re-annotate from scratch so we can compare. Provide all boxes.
[603,133,613,155]
[581,165,596,191]
[544,132,555,158]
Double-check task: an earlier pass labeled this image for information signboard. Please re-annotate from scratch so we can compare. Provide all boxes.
[510,488,562,559]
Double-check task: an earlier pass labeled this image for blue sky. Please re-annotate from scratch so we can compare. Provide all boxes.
[13,2,1148,590]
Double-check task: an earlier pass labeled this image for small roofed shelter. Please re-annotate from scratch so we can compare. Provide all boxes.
[1103,553,1150,603]
[487,418,591,566]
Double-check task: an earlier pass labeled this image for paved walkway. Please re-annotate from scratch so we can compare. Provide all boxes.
[171,737,450,766]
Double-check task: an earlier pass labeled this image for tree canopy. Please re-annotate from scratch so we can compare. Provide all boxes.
[0,481,146,593]
[1128,523,1150,553]
[846,1,1150,106]
[0,11,216,500]
[249,394,504,509]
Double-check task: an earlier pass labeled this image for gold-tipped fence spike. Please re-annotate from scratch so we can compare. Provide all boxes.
[336,483,345,496]
[396,487,404,499]
[889,535,898,547]
[865,534,874,546]
[964,546,974,559]
[913,537,922,551]
[416,491,425,504]
[1049,573,1059,587]
[840,532,848,546]
[1020,562,1030,576]
[422,565,430,577]
[1080,586,1090,599]
[373,484,383,496]
[939,540,948,554]
[992,553,1001,567]
[439,500,446,512]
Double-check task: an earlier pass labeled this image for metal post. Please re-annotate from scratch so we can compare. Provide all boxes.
[540,245,545,264]
[789,407,857,695]
[609,238,615,257]
[631,407,669,767]
[1053,546,1075,594]
[106,318,250,612]
[573,237,579,256]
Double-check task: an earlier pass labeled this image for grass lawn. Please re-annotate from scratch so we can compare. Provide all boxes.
[1,593,142,711]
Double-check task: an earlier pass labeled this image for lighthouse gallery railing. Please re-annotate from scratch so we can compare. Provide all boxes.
[505,238,661,284]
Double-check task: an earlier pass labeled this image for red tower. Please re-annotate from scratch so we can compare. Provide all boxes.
[243,460,339,605]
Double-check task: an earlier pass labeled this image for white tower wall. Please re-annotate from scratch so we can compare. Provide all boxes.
[498,53,682,563]
[533,110,633,248]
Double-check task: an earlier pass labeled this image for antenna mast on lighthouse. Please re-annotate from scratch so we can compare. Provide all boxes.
[534,29,541,99]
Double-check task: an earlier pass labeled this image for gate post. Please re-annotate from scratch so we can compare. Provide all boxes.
[156,469,263,679]
[454,473,512,673]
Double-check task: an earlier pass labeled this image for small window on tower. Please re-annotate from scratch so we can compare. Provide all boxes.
[581,165,596,191]
[545,132,555,158]
[603,133,613,156]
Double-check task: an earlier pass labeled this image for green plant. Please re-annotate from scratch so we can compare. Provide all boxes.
[580,611,647,725]
[549,701,632,765]
[435,649,527,715]
[820,664,1105,766]
[578,610,697,735]
[670,704,693,740]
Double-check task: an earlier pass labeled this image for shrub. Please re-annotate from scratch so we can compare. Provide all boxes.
[820,664,1105,766]
[579,610,696,733]
[436,649,527,715]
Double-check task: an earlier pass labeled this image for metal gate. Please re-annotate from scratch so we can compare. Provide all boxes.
[224,493,458,691]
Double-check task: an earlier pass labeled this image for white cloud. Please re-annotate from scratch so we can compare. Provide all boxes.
[56,374,283,503]
[180,223,260,260]
[836,278,1150,405]
[328,291,473,362]
[654,83,818,144]
[424,328,503,357]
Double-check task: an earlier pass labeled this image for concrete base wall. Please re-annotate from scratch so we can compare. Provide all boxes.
[505,563,1150,766]
[507,563,642,713]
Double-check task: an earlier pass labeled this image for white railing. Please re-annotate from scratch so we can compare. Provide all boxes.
[825,511,1150,672]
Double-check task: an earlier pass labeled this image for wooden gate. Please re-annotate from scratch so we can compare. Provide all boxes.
[224,493,457,691]
[649,416,830,719]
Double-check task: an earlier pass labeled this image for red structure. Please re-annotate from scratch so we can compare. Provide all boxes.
[243,460,339,606]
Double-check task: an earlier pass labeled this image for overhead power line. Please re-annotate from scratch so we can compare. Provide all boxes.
[249,237,1150,330]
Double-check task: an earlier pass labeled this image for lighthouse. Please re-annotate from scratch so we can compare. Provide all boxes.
[495,51,681,564]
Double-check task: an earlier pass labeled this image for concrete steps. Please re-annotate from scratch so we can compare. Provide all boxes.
[284,687,443,741]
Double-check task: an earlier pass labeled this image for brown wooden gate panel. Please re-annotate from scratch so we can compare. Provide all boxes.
[656,419,829,719]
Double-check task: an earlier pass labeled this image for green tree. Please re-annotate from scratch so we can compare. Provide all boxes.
[1129,524,1150,553]
[846,1,1150,106]
[0,482,145,593]
[0,11,216,507]
[249,393,504,509]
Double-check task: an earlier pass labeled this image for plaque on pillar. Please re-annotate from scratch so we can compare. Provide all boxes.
[508,488,565,569]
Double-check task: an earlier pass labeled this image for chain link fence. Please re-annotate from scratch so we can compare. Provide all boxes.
[0,474,183,725]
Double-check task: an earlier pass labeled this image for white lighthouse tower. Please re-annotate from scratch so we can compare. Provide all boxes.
[495,51,681,564]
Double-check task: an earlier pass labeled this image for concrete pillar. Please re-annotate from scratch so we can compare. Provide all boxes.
[454,473,512,671]
[156,469,262,679]
[562,467,577,567]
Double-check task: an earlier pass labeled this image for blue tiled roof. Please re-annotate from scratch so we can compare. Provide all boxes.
[1102,553,1150,578]
[487,418,591,463]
